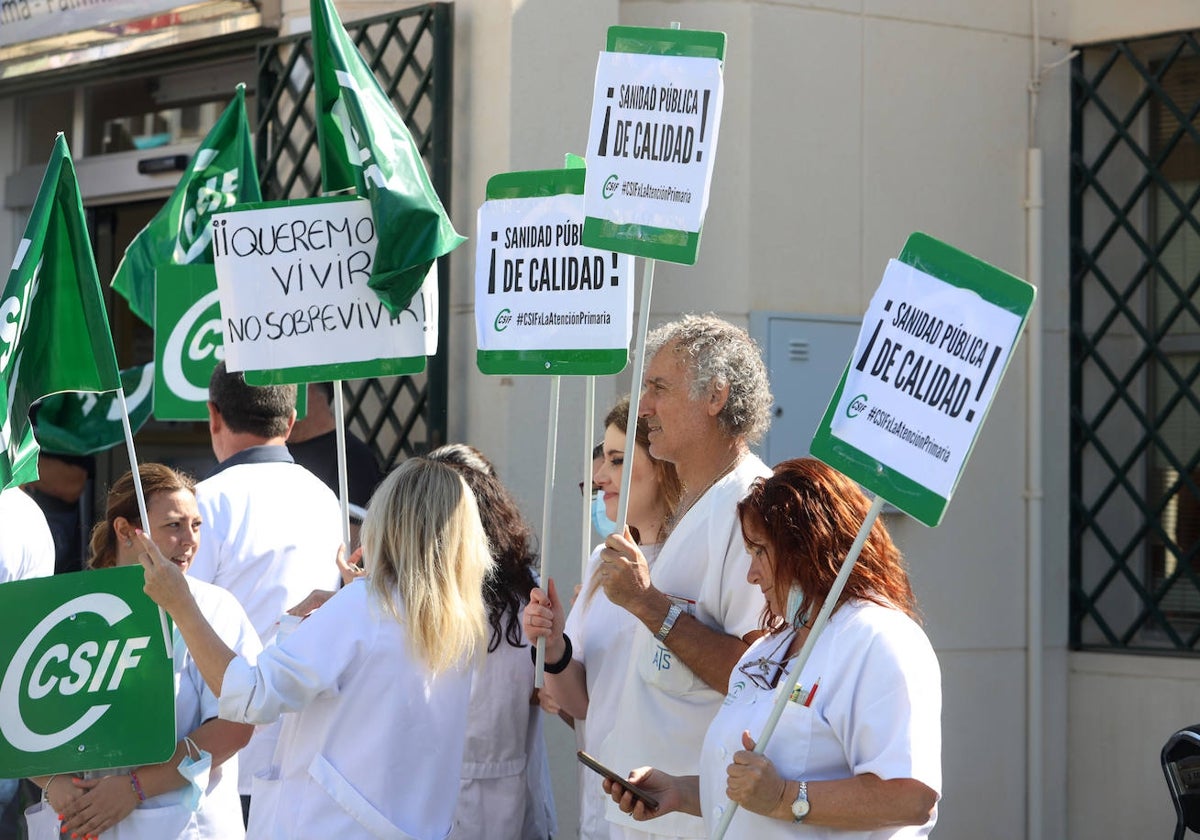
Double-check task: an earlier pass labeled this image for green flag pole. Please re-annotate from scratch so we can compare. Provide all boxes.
[711,495,886,839]
[533,376,562,688]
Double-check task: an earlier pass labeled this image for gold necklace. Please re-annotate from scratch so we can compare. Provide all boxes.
[663,453,743,541]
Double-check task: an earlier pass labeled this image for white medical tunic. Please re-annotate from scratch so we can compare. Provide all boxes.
[0,487,55,582]
[189,445,342,793]
[565,543,658,840]
[221,581,474,840]
[449,603,556,840]
[699,602,942,839]
[600,455,771,839]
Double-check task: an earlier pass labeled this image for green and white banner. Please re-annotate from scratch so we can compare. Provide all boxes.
[110,84,261,326]
[1,134,121,493]
[475,167,633,376]
[154,264,224,421]
[212,196,436,385]
[34,364,154,456]
[810,233,1036,526]
[309,0,464,316]
[582,26,725,265]
[0,566,175,777]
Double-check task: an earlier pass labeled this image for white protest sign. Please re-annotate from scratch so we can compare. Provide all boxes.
[812,233,1035,527]
[211,196,436,379]
[476,191,633,356]
[582,26,725,265]
[828,258,1021,497]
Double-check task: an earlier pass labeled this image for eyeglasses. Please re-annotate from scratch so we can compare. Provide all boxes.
[736,634,793,691]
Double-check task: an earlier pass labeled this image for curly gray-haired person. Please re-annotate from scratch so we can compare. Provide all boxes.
[576,313,776,840]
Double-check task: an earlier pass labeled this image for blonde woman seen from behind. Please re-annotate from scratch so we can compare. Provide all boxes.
[138,458,495,840]
[29,464,261,840]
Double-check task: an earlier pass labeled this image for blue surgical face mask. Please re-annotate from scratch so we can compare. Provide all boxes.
[177,739,212,812]
[591,490,617,538]
[786,585,805,628]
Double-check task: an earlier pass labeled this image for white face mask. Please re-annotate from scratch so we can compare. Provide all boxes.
[591,490,617,538]
[177,738,211,811]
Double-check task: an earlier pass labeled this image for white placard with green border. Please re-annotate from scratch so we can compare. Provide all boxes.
[0,566,176,777]
[476,167,633,376]
[582,26,725,265]
[211,196,437,386]
[154,265,306,421]
[810,233,1036,527]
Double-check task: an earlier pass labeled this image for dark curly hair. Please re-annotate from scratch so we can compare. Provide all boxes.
[426,444,538,652]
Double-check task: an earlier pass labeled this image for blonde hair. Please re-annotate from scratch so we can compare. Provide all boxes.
[361,458,495,673]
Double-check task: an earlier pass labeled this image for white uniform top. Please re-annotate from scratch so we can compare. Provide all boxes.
[189,445,342,793]
[566,543,659,840]
[220,581,474,840]
[600,455,771,839]
[699,601,942,840]
[449,602,556,840]
[0,487,55,582]
[69,579,262,840]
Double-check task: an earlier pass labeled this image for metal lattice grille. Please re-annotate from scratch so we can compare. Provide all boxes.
[1070,31,1200,653]
[255,3,453,468]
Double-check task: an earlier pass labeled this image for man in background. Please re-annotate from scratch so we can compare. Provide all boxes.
[187,361,342,821]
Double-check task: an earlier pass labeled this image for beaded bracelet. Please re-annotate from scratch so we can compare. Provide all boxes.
[129,771,147,803]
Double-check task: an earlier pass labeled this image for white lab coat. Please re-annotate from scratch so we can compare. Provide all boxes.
[189,448,342,793]
[698,602,942,839]
[600,455,770,839]
[220,581,474,840]
[449,608,556,839]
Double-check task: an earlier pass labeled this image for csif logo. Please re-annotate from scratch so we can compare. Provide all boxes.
[602,174,619,200]
[163,289,224,403]
[0,594,149,752]
[494,308,513,332]
[846,393,868,418]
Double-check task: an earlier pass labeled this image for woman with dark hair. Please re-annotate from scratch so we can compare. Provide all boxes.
[605,458,942,839]
[426,444,556,840]
[29,463,261,840]
[523,396,682,840]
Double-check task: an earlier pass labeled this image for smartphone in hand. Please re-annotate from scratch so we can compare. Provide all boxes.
[577,750,660,812]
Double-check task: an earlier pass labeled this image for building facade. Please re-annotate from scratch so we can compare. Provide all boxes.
[3,1,1199,837]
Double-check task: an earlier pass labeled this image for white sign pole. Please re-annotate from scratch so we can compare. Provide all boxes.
[331,381,351,549]
[581,376,596,580]
[711,494,886,839]
[534,375,562,687]
[615,258,655,531]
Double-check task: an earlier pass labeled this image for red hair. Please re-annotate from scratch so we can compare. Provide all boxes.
[737,458,919,632]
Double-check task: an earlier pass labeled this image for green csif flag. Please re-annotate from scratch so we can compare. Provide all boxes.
[34,363,154,456]
[0,134,122,493]
[310,0,465,314]
[110,84,261,326]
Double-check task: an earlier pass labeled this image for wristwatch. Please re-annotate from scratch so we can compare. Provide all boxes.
[790,780,810,823]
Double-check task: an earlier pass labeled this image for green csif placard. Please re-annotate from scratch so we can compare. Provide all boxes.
[0,566,176,777]
[476,167,633,376]
[810,233,1036,527]
[581,26,726,265]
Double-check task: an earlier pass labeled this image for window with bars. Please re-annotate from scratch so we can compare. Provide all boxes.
[255,3,454,468]
[1070,31,1200,653]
